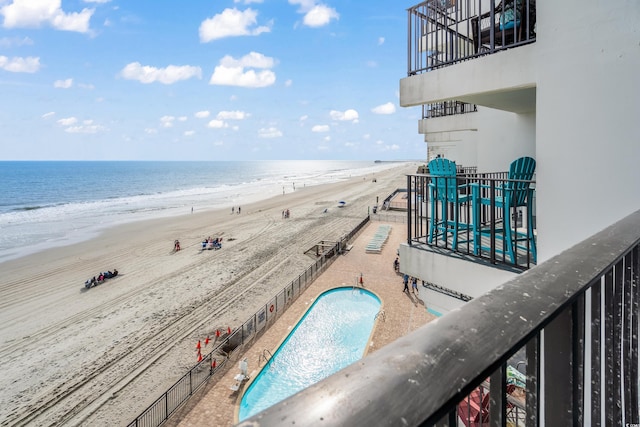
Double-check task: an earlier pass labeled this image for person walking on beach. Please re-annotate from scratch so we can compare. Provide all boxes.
[403,274,409,293]
[411,276,418,294]
[394,257,399,273]
[232,206,234,214]
[238,206,241,214]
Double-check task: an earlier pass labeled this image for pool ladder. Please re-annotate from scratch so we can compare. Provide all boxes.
[374,310,386,322]
[258,349,274,368]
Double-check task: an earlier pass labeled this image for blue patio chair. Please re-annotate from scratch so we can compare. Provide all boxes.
[427,158,473,250]
[476,156,536,264]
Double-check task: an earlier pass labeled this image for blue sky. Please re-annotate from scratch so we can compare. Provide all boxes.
[0,0,424,161]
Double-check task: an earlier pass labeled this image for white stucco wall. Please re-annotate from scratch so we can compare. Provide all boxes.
[398,243,517,300]
[475,109,536,172]
[535,0,640,260]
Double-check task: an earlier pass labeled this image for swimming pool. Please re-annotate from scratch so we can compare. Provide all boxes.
[238,287,381,421]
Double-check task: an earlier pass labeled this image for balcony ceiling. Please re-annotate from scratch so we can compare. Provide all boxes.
[459,86,536,114]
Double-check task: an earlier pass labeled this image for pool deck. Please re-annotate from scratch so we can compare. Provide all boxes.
[165,220,437,427]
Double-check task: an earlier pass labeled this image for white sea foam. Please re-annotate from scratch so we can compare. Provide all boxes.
[0,161,407,263]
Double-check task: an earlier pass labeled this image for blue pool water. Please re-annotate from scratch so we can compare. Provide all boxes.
[238,287,381,421]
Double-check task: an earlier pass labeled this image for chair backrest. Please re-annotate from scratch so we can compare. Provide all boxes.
[504,156,536,207]
[428,158,458,200]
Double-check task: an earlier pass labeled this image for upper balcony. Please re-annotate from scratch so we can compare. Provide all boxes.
[402,0,537,113]
[407,0,536,75]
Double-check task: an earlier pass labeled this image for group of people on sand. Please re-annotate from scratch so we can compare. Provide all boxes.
[231,206,241,214]
[282,209,291,219]
[174,240,181,251]
[202,236,222,250]
[84,269,118,289]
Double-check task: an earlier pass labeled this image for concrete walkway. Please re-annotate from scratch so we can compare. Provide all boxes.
[165,220,436,427]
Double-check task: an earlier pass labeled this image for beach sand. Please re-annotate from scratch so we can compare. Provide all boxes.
[0,162,420,427]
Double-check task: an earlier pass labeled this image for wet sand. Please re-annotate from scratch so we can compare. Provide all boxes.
[0,162,421,427]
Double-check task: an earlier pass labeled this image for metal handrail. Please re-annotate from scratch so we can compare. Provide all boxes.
[239,209,640,426]
[127,216,372,427]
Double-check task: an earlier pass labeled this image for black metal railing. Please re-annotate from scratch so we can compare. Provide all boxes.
[127,216,371,427]
[408,0,537,75]
[239,208,640,427]
[406,172,536,269]
[423,101,478,118]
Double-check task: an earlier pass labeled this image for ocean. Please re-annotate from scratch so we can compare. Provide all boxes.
[0,160,402,263]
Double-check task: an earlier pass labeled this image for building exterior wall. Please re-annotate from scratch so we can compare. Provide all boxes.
[398,243,517,302]
[399,0,640,313]
[534,0,640,260]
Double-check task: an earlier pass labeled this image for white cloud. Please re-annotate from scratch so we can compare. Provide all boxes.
[258,127,282,138]
[372,102,396,115]
[311,124,330,133]
[65,123,106,134]
[178,116,187,122]
[289,1,339,27]
[378,37,385,45]
[209,52,276,88]
[120,62,202,84]
[284,79,292,87]
[1,0,94,33]
[234,0,263,4]
[77,82,94,89]
[303,5,338,27]
[207,119,228,129]
[160,115,175,128]
[54,78,73,88]
[199,8,270,42]
[299,115,308,122]
[83,0,111,3]
[0,36,33,48]
[184,130,195,136]
[0,55,40,73]
[195,110,210,119]
[42,111,55,119]
[217,110,248,120]
[329,109,359,122]
[57,117,78,126]
[145,128,158,135]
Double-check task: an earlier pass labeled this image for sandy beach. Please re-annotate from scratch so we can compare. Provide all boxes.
[0,162,419,427]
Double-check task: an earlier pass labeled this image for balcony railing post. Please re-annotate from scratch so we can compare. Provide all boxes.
[543,306,573,426]
[407,174,413,245]
[590,281,602,425]
[572,295,586,425]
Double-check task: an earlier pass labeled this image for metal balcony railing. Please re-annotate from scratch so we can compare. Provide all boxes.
[408,0,537,75]
[423,101,478,119]
[239,208,640,427]
[406,172,536,270]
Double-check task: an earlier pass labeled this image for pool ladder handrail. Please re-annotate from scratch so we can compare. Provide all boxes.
[258,348,274,368]
[374,310,386,322]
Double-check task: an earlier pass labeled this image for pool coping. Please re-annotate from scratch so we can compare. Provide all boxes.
[167,221,436,427]
[234,286,384,422]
